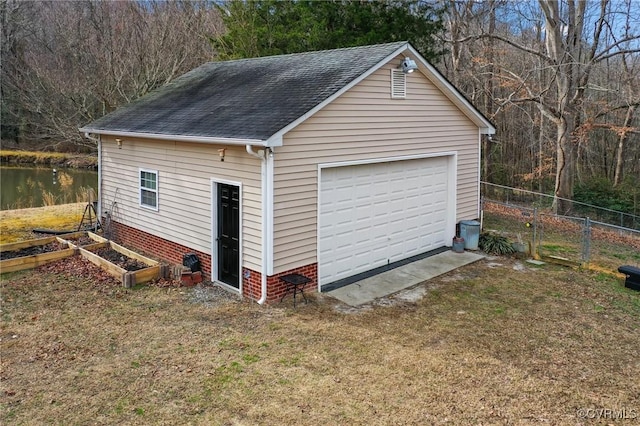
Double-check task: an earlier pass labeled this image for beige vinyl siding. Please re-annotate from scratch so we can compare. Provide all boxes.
[101,137,262,271]
[272,56,479,274]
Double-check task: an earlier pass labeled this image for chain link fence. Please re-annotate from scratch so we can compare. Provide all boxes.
[480,183,640,272]
[482,182,640,231]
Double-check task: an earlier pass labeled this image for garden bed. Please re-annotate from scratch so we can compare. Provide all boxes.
[80,237,162,287]
[0,233,79,273]
[0,240,66,260]
[92,247,148,271]
[1,231,163,286]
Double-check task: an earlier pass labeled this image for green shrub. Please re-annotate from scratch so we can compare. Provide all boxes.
[479,232,516,255]
[574,177,637,215]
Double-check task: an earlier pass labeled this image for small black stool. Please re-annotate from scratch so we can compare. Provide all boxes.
[279,273,311,307]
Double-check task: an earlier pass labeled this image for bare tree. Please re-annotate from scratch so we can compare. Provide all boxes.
[444,0,640,213]
[2,0,223,149]
[1,0,37,143]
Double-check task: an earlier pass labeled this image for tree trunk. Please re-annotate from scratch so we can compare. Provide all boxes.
[554,116,576,215]
[613,105,635,187]
[541,0,586,215]
[482,0,496,184]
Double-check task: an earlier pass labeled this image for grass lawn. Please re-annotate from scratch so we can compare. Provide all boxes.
[2,256,639,425]
[0,203,85,244]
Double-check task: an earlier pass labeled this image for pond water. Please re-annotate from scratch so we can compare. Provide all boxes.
[0,166,98,210]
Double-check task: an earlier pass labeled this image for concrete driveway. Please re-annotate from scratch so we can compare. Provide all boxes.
[326,250,484,306]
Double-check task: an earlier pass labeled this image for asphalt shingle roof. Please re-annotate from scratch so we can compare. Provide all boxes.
[81,42,408,141]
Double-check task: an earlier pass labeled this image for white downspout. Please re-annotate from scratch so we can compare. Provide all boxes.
[84,133,102,217]
[245,144,263,159]
[246,144,269,304]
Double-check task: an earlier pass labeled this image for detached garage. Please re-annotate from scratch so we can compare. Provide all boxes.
[80,41,494,303]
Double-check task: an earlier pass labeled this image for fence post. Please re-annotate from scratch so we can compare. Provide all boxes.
[582,217,591,266]
[533,207,538,259]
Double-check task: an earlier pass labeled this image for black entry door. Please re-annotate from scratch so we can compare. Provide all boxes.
[218,183,240,288]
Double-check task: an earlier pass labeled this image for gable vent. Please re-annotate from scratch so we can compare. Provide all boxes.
[391,69,406,99]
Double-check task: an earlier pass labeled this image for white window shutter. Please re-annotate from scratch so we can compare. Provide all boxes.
[391,69,406,99]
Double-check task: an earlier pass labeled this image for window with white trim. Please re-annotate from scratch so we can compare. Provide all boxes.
[139,169,158,210]
[391,69,406,99]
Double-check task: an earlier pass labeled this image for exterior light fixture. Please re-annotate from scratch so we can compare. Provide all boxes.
[218,148,226,162]
[116,138,122,149]
[400,57,418,74]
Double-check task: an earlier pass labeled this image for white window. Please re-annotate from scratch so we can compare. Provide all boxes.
[139,168,158,210]
[391,69,406,99]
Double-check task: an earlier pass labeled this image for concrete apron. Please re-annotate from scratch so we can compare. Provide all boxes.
[326,250,485,307]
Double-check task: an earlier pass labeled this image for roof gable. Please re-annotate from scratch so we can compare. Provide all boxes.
[80,42,494,145]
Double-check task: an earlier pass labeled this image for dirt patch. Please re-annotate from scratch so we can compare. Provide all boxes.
[61,234,96,247]
[92,247,148,271]
[186,283,242,307]
[392,285,430,302]
[0,241,67,260]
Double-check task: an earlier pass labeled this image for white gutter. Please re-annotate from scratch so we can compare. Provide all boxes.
[246,144,272,305]
[78,127,277,147]
[84,132,102,217]
[245,144,263,159]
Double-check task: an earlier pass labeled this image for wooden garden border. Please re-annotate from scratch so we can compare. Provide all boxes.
[0,232,84,274]
[78,232,162,287]
[1,231,164,287]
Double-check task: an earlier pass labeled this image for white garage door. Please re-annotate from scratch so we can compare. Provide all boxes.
[319,156,450,286]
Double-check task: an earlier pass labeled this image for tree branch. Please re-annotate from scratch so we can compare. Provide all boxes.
[445,33,554,65]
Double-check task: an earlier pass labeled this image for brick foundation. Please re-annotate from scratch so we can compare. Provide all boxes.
[243,263,318,303]
[111,221,212,278]
[111,221,317,303]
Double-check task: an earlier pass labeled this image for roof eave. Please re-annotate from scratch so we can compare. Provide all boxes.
[79,128,275,147]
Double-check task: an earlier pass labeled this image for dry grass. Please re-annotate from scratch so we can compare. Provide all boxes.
[2,257,639,425]
[0,150,97,168]
[0,203,85,244]
[0,150,68,162]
